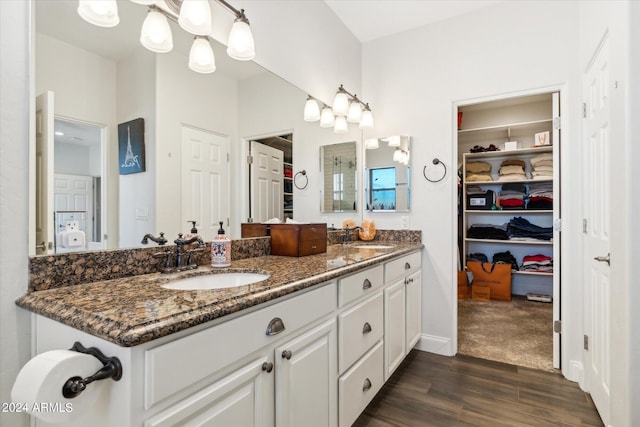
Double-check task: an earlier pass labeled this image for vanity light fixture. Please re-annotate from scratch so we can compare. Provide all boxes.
[319,106,335,128]
[332,86,350,116]
[304,84,374,133]
[387,136,401,147]
[365,138,379,149]
[78,0,255,73]
[304,96,321,122]
[334,116,348,134]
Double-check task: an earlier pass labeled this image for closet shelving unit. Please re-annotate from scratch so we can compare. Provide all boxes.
[458,93,558,297]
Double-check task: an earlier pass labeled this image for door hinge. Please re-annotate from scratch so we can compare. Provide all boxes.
[553,320,562,334]
[247,155,253,164]
[553,218,562,232]
[583,218,588,234]
[553,116,561,130]
[584,334,589,351]
[227,152,230,162]
[582,102,587,118]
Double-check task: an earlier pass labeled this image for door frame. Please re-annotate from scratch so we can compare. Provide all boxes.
[452,85,567,371]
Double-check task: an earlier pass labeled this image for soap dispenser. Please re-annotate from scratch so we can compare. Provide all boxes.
[211,221,231,268]
[186,220,200,239]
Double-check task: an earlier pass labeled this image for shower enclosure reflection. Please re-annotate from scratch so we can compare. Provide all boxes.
[320,142,357,212]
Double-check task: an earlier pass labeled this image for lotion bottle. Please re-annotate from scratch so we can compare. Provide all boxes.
[211,221,231,268]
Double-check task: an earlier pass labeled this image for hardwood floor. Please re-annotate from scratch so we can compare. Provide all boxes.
[353,350,603,427]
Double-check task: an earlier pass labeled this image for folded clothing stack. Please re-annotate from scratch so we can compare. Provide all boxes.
[528,181,553,210]
[498,182,526,209]
[493,250,519,271]
[467,223,509,240]
[521,254,553,273]
[467,252,489,263]
[530,152,553,180]
[507,216,553,241]
[465,161,492,182]
[498,158,526,182]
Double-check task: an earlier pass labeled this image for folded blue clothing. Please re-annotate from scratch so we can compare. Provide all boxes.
[507,216,553,240]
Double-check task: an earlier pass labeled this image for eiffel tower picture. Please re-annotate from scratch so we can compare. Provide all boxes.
[118,118,145,174]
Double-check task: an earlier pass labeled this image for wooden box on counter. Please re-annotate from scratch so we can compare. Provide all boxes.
[241,223,270,238]
[270,223,327,257]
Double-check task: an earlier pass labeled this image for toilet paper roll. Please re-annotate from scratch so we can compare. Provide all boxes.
[11,349,103,424]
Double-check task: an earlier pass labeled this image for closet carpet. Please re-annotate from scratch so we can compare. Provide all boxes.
[457,296,554,372]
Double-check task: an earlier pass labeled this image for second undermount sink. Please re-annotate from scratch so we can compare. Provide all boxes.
[161,272,270,291]
[349,244,393,250]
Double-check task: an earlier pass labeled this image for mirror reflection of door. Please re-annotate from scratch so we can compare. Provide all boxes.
[249,140,283,222]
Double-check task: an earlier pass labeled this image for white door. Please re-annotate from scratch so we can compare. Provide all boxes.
[583,35,611,425]
[35,91,55,255]
[181,126,229,239]
[275,319,337,427]
[250,141,283,222]
[54,174,94,242]
[551,91,561,370]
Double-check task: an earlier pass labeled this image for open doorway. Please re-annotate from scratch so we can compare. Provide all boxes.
[455,90,561,371]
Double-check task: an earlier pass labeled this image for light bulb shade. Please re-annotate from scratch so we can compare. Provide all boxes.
[359,108,374,129]
[227,19,255,61]
[140,10,173,53]
[334,116,348,134]
[347,101,363,123]
[365,138,379,149]
[130,0,155,4]
[332,91,349,116]
[393,149,402,162]
[320,107,335,128]
[387,136,401,147]
[77,0,119,27]
[179,0,212,35]
[304,98,320,122]
[189,37,216,73]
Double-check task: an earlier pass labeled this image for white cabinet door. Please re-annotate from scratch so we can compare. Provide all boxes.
[405,270,422,350]
[144,356,274,427]
[384,279,406,380]
[275,319,337,427]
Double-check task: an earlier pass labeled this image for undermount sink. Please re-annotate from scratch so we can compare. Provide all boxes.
[161,272,270,291]
[349,244,393,250]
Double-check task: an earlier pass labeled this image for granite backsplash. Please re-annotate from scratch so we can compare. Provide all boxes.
[28,229,421,292]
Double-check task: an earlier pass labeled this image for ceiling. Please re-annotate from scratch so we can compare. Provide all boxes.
[324,0,505,43]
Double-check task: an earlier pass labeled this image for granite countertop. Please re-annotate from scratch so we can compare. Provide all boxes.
[16,242,422,347]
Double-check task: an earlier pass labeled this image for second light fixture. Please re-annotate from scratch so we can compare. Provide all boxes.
[304,84,374,133]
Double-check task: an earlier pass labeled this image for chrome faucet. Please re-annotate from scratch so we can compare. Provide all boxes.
[141,232,167,246]
[343,226,363,244]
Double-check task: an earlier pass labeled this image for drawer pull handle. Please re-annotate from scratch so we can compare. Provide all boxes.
[311,245,317,249]
[266,317,285,336]
[362,378,372,392]
[362,322,372,334]
[405,262,411,270]
[261,362,273,373]
[362,279,372,290]
[404,277,414,285]
[282,350,292,360]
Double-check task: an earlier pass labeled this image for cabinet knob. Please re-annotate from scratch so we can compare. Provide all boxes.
[405,262,411,270]
[405,277,414,285]
[362,322,372,335]
[261,362,273,373]
[266,317,286,336]
[362,378,372,392]
[282,350,293,360]
[362,279,372,290]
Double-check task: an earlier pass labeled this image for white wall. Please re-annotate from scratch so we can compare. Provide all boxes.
[361,1,583,371]
[55,142,100,176]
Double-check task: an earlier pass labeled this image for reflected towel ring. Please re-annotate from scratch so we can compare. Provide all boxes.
[423,158,447,183]
[294,170,308,189]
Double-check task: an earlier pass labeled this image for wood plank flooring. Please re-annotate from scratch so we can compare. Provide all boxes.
[353,350,603,427]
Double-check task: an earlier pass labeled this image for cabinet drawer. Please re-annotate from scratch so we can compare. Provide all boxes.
[384,251,422,283]
[338,340,384,427]
[338,265,384,307]
[144,283,336,409]
[338,292,383,373]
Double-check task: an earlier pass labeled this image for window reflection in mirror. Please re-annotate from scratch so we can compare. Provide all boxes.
[364,136,411,212]
[320,142,357,213]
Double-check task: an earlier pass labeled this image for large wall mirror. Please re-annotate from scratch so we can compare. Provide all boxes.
[364,136,411,212]
[320,142,357,213]
[32,0,333,255]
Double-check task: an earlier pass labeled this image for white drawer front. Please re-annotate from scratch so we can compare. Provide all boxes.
[338,292,383,373]
[338,265,384,307]
[384,251,422,283]
[144,282,336,409]
[338,340,384,427]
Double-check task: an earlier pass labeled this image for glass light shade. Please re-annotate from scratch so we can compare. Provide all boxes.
[304,98,320,122]
[227,20,255,61]
[359,108,374,129]
[334,116,348,134]
[77,0,119,27]
[387,135,401,147]
[130,0,155,4]
[320,107,335,128]
[393,148,402,162]
[347,101,362,123]
[140,10,173,53]
[189,37,216,73]
[332,91,349,116]
[179,0,212,35]
[365,138,379,149]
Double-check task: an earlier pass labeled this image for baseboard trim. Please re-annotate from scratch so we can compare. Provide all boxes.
[416,333,454,356]
[568,360,585,388]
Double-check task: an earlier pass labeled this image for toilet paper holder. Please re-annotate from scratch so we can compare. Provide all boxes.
[62,342,123,399]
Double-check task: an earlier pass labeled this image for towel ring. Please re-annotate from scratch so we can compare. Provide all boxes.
[423,158,447,183]
[294,170,308,190]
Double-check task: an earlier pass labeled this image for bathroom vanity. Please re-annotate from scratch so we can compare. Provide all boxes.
[17,242,422,427]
